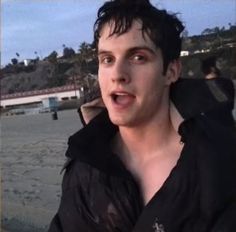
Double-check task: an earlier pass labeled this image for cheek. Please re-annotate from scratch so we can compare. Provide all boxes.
[139,71,166,100]
[98,70,105,89]
[98,73,109,100]
[138,69,161,88]
[99,77,107,87]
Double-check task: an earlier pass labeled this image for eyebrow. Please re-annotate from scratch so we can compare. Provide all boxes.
[98,46,157,56]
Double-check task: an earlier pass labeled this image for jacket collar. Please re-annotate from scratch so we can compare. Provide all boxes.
[170,78,234,119]
[66,110,133,177]
[67,78,235,175]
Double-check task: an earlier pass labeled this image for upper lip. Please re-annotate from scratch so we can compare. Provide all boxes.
[110,89,135,97]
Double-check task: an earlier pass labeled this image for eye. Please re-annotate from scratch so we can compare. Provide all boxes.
[99,56,114,65]
[132,54,147,63]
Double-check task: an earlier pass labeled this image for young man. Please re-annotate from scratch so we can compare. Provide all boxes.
[201,56,221,79]
[49,1,236,231]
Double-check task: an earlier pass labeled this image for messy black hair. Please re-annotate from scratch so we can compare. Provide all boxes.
[94,0,184,74]
[201,56,221,76]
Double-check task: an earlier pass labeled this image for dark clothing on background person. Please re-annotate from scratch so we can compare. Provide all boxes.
[49,78,236,232]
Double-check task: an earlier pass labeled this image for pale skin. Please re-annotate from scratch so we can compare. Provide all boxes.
[98,20,184,205]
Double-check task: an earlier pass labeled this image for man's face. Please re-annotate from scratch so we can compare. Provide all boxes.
[98,20,178,127]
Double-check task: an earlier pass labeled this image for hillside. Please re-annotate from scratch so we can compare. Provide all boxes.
[181,47,236,79]
[1,26,236,97]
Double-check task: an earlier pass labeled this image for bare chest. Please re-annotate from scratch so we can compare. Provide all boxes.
[129,153,181,205]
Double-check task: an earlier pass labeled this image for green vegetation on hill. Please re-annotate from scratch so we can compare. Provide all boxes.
[1,26,236,96]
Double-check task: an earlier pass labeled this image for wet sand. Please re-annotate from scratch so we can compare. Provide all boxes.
[1,110,83,232]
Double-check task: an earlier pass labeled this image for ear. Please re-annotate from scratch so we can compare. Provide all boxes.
[165,59,182,86]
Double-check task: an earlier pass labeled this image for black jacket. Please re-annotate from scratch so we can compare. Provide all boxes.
[49,78,236,232]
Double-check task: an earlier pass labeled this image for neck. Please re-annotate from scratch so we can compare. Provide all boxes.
[114,105,181,164]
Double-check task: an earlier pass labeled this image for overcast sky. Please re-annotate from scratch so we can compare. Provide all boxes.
[1,0,236,65]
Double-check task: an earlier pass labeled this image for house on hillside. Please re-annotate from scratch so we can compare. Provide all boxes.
[180,51,189,56]
[23,59,38,66]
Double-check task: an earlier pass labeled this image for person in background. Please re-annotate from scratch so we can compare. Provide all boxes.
[201,56,221,79]
[49,0,236,231]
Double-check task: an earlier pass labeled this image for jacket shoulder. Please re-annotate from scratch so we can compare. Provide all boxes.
[170,78,235,120]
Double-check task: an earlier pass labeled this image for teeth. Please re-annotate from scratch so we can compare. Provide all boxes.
[114,92,128,96]
[111,92,130,101]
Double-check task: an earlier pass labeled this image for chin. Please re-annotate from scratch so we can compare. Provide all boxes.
[108,114,128,126]
[107,107,137,127]
[110,117,127,126]
[109,115,138,128]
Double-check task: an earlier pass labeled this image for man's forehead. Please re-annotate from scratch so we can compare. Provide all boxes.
[100,19,143,38]
[98,20,156,50]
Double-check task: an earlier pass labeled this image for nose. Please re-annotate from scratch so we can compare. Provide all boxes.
[111,60,131,84]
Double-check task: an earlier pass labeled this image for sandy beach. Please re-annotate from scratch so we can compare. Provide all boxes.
[1,109,83,232]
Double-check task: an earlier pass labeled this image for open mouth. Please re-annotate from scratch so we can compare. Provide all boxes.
[111,92,128,101]
[111,92,135,106]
